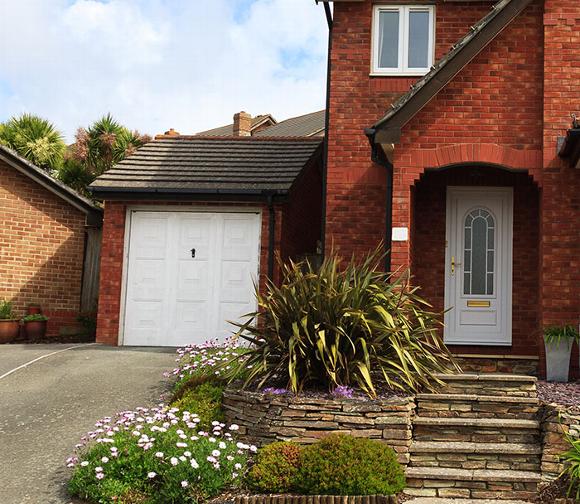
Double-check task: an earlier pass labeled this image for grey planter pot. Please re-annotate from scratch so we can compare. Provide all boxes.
[235,496,396,504]
[545,338,573,382]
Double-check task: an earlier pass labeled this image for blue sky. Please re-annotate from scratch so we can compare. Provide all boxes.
[0,0,328,142]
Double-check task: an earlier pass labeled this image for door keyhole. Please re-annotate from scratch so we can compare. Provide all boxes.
[191,248,196,258]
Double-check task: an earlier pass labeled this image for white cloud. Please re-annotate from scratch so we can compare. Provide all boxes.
[0,0,328,141]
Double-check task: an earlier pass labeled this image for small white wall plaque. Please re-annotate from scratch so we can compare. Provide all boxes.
[392,227,409,242]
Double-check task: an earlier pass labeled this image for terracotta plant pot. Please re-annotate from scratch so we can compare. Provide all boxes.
[27,304,42,315]
[0,319,20,343]
[24,320,48,340]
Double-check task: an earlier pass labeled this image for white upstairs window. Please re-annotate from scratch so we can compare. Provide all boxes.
[372,5,435,76]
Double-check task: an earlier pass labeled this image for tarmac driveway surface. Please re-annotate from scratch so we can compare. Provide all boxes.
[0,343,177,504]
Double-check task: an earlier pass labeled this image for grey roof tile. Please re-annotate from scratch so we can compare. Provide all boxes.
[254,110,326,138]
[90,137,322,195]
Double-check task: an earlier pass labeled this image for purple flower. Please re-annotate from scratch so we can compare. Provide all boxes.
[332,385,355,399]
[262,387,287,395]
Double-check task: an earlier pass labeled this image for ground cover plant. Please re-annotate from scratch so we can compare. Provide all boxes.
[248,435,405,496]
[228,249,459,397]
[68,407,252,503]
[68,339,252,503]
[560,434,580,499]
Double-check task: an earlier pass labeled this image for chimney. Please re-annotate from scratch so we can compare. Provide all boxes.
[233,111,252,137]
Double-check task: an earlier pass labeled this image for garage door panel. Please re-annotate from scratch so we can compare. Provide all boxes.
[219,262,256,303]
[131,214,169,259]
[124,301,164,346]
[173,301,210,341]
[176,261,211,301]
[177,215,213,260]
[130,260,167,301]
[216,302,253,340]
[221,215,259,261]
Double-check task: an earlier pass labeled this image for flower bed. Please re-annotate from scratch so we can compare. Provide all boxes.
[67,405,254,503]
[222,389,415,465]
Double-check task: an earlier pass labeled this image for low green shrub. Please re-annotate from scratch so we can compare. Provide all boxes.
[296,434,405,496]
[229,249,459,397]
[171,381,225,429]
[247,441,301,493]
[68,406,252,504]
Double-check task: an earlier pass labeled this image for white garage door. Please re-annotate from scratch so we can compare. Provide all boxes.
[122,210,261,347]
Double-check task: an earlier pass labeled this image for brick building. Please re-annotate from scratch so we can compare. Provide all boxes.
[91,0,579,378]
[323,0,579,375]
[0,146,102,337]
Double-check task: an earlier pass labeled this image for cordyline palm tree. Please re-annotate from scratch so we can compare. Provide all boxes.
[70,113,151,177]
[59,114,151,196]
[0,114,66,172]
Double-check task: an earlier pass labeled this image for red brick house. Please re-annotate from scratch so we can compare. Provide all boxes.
[322,0,579,375]
[91,0,578,379]
[0,146,102,337]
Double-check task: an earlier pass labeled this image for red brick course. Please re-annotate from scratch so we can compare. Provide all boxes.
[0,160,87,336]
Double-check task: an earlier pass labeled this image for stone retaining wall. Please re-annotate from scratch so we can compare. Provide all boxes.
[541,404,580,483]
[222,389,415,465]
[234,496,396,504]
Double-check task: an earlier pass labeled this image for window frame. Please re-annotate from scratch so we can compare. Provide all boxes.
[371,4,435,76]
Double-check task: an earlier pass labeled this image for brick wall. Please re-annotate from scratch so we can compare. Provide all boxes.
[0,160,87,336]
[280,157,323,262]
[540,0,580,376]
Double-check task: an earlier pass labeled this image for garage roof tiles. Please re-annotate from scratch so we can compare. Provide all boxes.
[89,137,322,196]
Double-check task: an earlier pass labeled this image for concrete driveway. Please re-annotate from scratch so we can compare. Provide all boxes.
[0,344,177,504]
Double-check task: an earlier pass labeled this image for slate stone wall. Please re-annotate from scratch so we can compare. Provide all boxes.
[222,389,415,465]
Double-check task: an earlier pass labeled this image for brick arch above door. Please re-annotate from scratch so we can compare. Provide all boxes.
[402,144,543,186]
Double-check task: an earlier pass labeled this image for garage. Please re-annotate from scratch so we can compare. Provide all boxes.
[122,209,261,346]
[90,136,323,347]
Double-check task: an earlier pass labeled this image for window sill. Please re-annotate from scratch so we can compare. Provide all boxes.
[370,72,428,77]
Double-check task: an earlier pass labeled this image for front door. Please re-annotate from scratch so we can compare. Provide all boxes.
[444,187,513,346]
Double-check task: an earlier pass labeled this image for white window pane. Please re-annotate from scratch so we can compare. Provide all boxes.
[408,11,430,68]
[378,11,399,68]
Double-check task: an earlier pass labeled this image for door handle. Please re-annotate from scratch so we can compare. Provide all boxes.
[451,256,461,275]
[191,248,196,258]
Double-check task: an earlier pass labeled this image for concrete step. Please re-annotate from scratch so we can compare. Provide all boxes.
[413,417,540,444]
[433,374,537,398]
[410,441,541,455]
[410,441,541,472]
[416,393,540,420]
[405,466,540,500]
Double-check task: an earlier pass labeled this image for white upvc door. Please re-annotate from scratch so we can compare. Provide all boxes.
[444,187,513,346]
[123,210,261,347]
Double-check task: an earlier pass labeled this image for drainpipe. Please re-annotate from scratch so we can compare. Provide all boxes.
[317,0,333,259]
[365,128,394,273]
[267,194,275,279]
